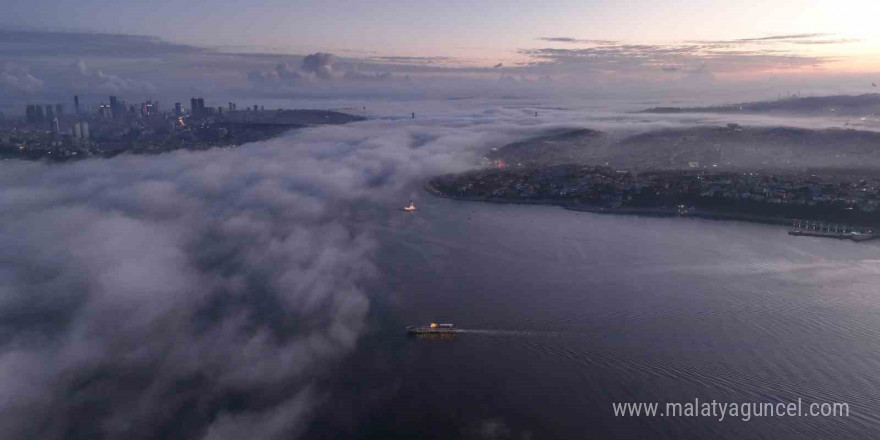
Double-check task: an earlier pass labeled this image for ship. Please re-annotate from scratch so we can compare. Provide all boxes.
[403,201,416,212]
[406,322,457,334]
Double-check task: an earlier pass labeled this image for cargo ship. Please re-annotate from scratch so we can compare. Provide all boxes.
[403,201,416,212]
[406,323,457,334]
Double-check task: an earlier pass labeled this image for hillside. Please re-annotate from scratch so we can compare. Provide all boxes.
[641,93,880,116]
[485,125,880,171]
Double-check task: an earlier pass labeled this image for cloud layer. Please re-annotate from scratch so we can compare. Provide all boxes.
[0,104,549,439]
[0,144,375,439]
[0,29,872,115]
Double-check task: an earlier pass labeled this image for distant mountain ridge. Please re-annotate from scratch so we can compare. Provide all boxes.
[485,125,880,171]
[640,93,880,116]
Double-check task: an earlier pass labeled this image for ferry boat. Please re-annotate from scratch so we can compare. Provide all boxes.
[406,322,457,334]
[403,201,416,212]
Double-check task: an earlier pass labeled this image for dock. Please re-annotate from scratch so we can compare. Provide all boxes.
[788,220,876,242]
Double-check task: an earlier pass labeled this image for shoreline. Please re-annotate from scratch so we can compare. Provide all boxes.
[424,181,876,241]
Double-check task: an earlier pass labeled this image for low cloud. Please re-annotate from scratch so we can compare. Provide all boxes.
[692,33,859,46]
[248,54,404,89]
[737,33,831,42]
[247,62,306,87]
[0,30,201,58]
[72,59,157,93]
[343,69,393,82]
[367,56,462,65]
[538,37,619,45]
[0,63,44,94]
[300,52,335,79]
[518,41,832,78]
[0,107,545,439]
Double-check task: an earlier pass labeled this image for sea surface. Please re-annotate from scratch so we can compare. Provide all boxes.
[306,188,880,439]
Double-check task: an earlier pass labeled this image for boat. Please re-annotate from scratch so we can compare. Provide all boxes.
[406,322,457,334]
[403,201,416,212]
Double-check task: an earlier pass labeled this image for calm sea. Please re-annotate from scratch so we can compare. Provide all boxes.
[307,193,880,439]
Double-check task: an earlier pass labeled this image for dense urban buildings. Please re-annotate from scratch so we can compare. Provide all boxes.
[1,94,361,161]
[430,164,880,228]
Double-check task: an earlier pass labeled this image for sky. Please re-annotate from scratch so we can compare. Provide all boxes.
[1,1,880,114]
[2,0,879,67]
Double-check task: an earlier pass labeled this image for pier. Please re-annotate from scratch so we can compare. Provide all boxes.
[788,220,876,242]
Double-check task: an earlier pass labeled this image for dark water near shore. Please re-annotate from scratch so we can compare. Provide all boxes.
[308,193,880,439]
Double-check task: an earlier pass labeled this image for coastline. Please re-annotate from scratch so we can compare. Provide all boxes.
[424,181,875,240]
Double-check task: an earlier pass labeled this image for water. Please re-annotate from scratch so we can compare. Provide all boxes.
[307,193,880,439]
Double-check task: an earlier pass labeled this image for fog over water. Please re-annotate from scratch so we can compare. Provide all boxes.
[0,99,578,439]
[2,97,880,439]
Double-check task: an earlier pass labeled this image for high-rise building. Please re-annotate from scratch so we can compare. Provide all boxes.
[98,104,113,119]
[228,102,236,111]
[35,105,44,122]
[46,104,54,120]
[109,96,119,116]
[53,118,61,134]
[218,106,223,115]
[74,95,80,114]
[81,122,89,140]
[190,98,206,116]
[26,105,36,123]
[142,100,158,116]
[55,104,63,116]
[73,122,82,139]
[175,102,183,116]
[254,105,259,111]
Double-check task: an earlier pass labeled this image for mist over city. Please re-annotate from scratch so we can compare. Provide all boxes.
[2,1,880,439]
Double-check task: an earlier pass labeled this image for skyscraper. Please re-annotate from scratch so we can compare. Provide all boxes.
[109,96,119,117]
[35,105,44,122]
[55,104,63,116]
[26,105,36,123]
[53,118,61,134]
[175,102,183,116]
[46,105,54,120]
[98,104,113,119]
[81,122,89,140]
[74,95,80,114]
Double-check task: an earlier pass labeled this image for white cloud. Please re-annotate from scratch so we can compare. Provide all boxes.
[0,63,43,94]
[0,105,547,439]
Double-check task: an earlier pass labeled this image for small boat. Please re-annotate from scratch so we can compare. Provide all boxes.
[406,322,457,334]
[403,201,416,212]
